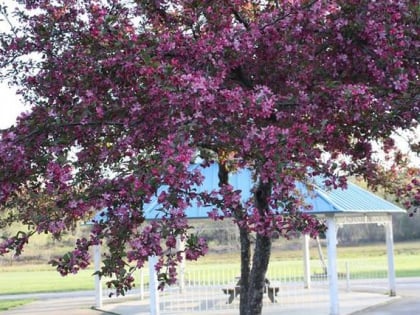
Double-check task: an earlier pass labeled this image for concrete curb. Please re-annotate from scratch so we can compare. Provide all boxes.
[348,295,401,315]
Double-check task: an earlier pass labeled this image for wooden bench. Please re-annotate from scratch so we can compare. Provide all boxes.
[222,286,241,304]
[222,279,280,304]
[266,285,280,303]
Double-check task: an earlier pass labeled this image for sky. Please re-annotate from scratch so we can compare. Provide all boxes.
[0,0,27,129]
[0,83,27,129]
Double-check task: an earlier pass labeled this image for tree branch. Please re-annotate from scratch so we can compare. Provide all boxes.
[260,0,319,31]
[229,66,253,89]
[232,8,250,30]
[5,121,125,141]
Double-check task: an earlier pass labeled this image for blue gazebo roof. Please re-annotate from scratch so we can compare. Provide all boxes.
[142,163,404,220]
[88,163,404,224]
[302,181,405,214]
[143,163,253,219]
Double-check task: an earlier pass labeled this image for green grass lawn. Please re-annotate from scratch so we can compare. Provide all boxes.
[1,241,419,295]
[0,299,33,311]
[0,264,153,295]
[0,267,151,295]
[0,269,96,295]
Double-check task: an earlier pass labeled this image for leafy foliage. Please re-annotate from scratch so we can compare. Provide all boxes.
[0,1,418,313]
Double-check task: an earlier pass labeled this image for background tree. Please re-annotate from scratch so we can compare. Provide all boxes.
[342,132,420,244]
[367,133,419,216]
[0,1,418,314]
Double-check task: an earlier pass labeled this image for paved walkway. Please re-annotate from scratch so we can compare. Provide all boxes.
[99,291,395,315]
[0,290,393,315]
[351,277,420,315]
[2,278,419,315]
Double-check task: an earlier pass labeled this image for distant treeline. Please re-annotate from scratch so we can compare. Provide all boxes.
[195,213,420,247]
[338,213,420,245]
[2,212,418,265]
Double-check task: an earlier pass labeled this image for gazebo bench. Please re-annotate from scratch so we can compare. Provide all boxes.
[222,279,279,304]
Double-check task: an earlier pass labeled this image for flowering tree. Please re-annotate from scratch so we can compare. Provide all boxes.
[0,1,418,314]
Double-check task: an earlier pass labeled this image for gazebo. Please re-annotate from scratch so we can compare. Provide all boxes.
[298,179,404,315]
[90,163,405,315]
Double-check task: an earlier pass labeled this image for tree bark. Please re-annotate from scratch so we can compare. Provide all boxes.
[245,180,272,315]
[238,224,251,315]
[218,161,252,315]
[246,233,271,315]
[217,161,272,315]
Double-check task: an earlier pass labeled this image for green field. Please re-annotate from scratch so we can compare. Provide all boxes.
[0,241,419,295]
[0,269,97,294]
[0,299,33,311]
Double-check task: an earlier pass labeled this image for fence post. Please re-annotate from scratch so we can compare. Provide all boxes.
[303,233,311,289]
[93,244,103,309]
[345,261,350,292]
[176,235,186,293]
[139,268,144,300]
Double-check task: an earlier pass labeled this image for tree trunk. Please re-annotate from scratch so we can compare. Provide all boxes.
[218,161,251,314]
[218,162,272,315]
[244,180,272,315]
[246,233,271,315]
[238,225,251,315]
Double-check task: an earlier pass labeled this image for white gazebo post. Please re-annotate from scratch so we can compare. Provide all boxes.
[93,244,103,309]
[148,255,160,315]
[385,214,396,296]
[326,215,339,315]
[303,233,311,289]
[176,235,186,293]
